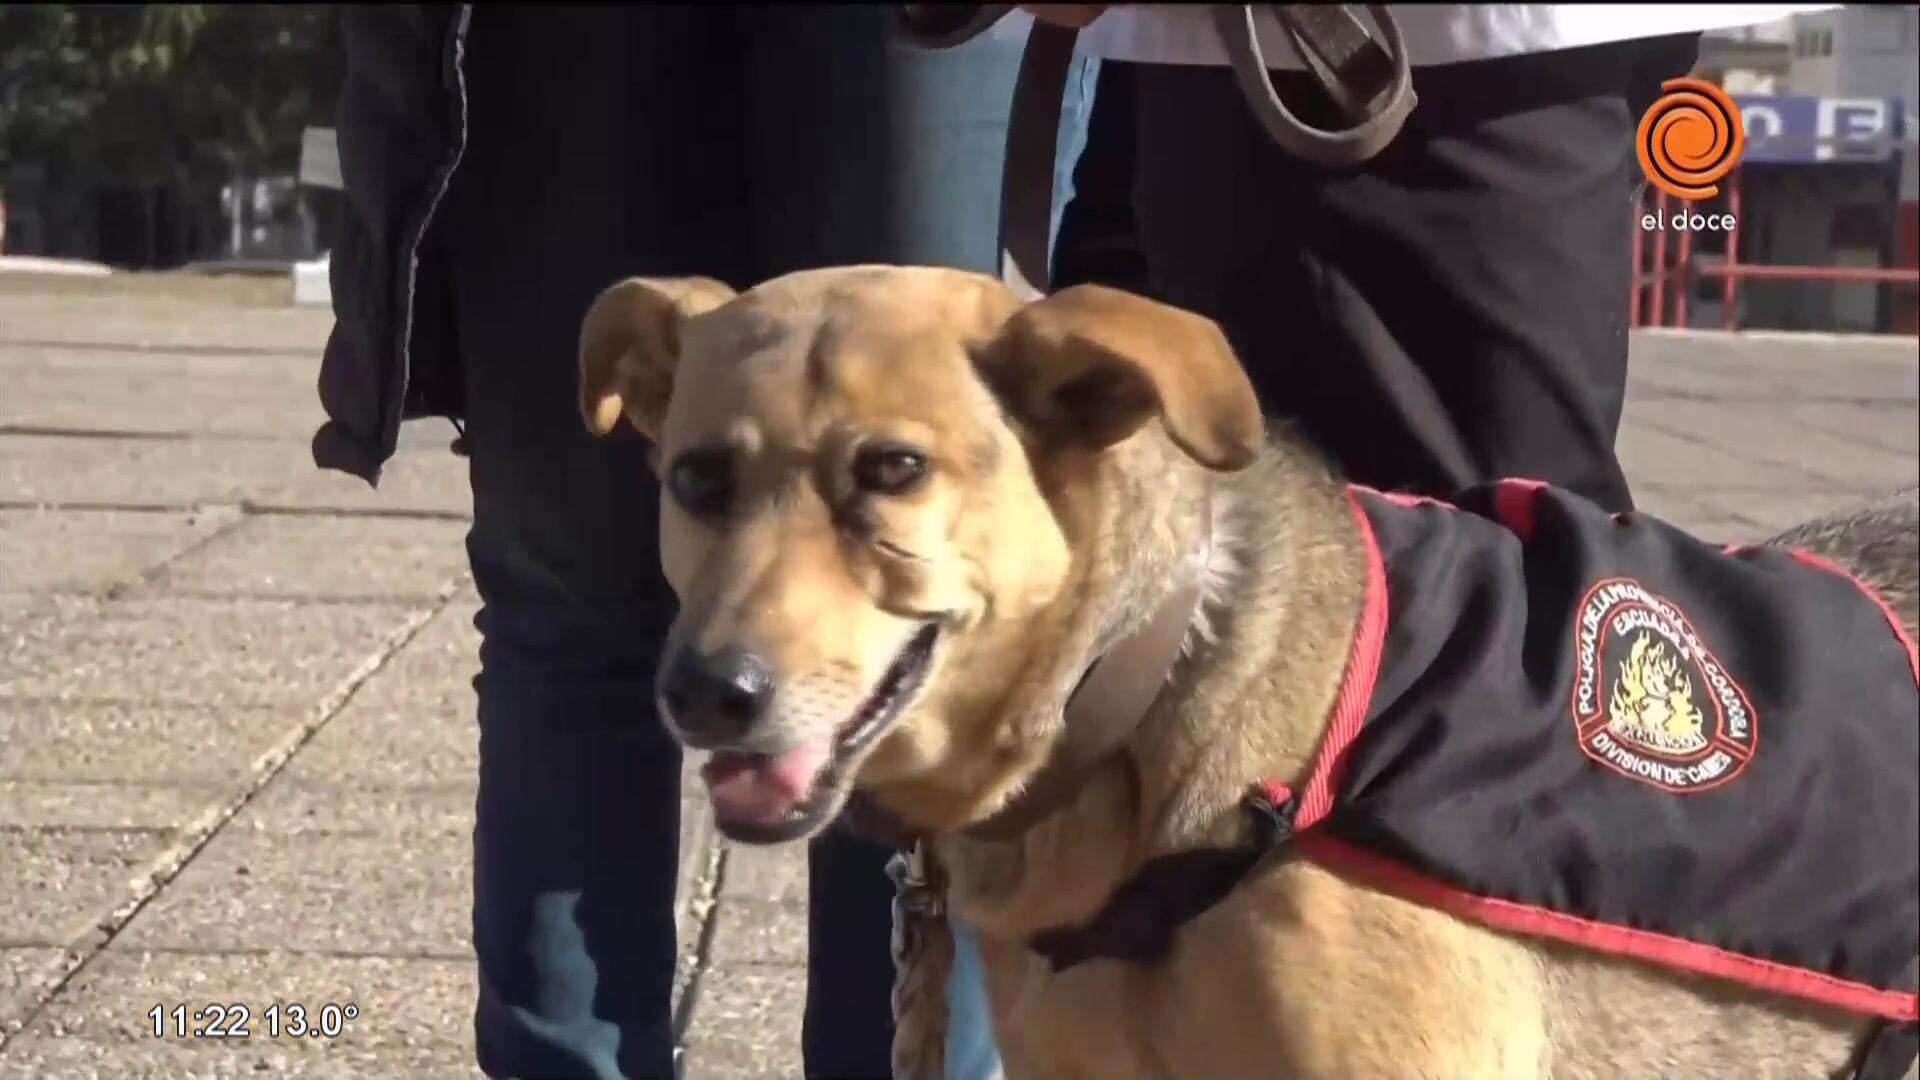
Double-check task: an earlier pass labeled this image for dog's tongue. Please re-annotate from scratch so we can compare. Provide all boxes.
[702,744,832,826]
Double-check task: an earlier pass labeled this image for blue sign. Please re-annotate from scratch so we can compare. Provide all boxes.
[1732,94,1906,164]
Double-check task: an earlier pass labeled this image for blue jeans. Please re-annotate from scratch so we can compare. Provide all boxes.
[945,924,1006,1080]
[424,8,1079,1078]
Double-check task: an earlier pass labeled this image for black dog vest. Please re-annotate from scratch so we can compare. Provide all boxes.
[1281,482,1919,1026]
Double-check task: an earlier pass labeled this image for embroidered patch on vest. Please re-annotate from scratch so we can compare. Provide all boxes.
[1572,578,1757,793]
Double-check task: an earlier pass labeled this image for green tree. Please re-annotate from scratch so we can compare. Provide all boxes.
[170,5,344,184]
[0,4,211,181]
[0,4,343,261]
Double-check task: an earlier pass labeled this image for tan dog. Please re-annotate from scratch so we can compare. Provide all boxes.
[579,265,1918,1080]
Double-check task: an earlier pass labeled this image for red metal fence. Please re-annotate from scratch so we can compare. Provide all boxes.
[1632,168,1920,335]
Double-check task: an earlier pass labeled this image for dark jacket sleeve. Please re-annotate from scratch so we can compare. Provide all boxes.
[312,5,466,486]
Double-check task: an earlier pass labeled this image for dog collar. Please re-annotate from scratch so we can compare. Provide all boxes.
[964,509,1216,842]
[840,503,1216,848]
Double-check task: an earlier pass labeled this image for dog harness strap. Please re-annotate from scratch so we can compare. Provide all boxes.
[1029,788,1298,973]
[964,512,1216,841]
[1853,957,1920,1080]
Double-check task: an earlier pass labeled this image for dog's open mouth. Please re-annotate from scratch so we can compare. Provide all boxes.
[700,622,940,843]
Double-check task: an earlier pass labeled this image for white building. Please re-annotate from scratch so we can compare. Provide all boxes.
[1692,6,1918,332]
[1785,5,1919,103]
[1790,5,1918,332]
[1790,5,1918,194]
[1699,13,1795,94]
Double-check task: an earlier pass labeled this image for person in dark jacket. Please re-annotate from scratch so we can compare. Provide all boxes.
[315,7,1093,1079]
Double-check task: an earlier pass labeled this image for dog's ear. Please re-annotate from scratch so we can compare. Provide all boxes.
[578,276,738,442]
[980,285,1264,471]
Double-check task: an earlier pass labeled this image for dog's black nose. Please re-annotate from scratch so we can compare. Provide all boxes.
[657,644,775,747]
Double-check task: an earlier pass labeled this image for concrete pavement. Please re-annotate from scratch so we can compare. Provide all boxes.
[0,273,1915,1078]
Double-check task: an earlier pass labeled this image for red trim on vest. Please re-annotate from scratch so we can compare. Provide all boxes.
[1369,488,1454,512]
[1782,547,1920,685]
[1295,832,1920,1023]
[1365,477,1548,534]
[1268,489,1391,831]
[1489,478,1547,541]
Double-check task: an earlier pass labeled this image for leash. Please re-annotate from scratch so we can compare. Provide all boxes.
[997,18,1080,300]
[889,843,956,1080]
[1215,6,1416,169]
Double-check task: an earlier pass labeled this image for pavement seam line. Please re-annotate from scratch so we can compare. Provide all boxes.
[240,502,474,522]
[1633,387,1915,409]
[1774,410,1920,458]
[0,499,472,523]
[81,587,459,607]
[0,337,322,359]
[1635,397,1920,463]
[1637,327,1920,354]
[671,840,729,1078]
[14,943,478,963]
[0,573,469,1054]
[1632,415,1866,492]
[0,425,293,444]
[100,503,249,601]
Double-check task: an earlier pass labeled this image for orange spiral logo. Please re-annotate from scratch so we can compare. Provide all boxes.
[1637,78,1745,200]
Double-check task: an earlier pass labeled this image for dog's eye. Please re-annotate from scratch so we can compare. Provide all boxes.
[667,449,735,516]
[851,445,928,496]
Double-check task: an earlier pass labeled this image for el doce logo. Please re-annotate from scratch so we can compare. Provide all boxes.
[1637,77,1745,200]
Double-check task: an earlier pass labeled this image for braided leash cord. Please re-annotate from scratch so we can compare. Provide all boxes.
[890,842,955,1080]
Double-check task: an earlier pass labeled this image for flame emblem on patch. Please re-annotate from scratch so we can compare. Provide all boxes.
[1572,579,1756,793]
[1609,632,1709,754]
